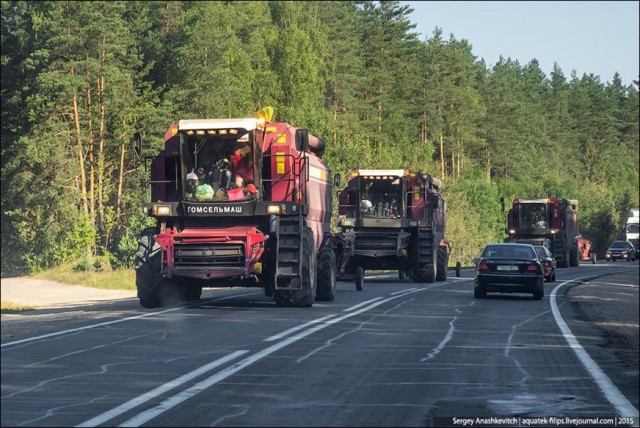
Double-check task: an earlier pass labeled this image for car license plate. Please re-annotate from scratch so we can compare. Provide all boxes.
[497,265,518,271]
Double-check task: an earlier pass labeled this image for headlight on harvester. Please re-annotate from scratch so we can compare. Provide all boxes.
[340,218,355,227]
[508,229,516,234]
[266,204,282,215]
[152,204,171,216]
[550,230,557,234]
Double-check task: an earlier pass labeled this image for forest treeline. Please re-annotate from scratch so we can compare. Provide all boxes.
[1,0,638,275]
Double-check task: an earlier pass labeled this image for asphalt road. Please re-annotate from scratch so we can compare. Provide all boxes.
[1,262,638,427]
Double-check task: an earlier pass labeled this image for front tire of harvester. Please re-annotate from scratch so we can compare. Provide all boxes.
[355,267,364,291]
[315,246,336,302]
[134,228,162,308]
[436,246,448,281]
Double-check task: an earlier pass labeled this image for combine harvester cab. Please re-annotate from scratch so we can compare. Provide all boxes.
[503,197,580,268]
[133,110,337,308]
[331,170,448,290]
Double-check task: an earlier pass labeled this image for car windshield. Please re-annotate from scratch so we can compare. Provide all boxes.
[482,244,535,259]
[609,241,628,249]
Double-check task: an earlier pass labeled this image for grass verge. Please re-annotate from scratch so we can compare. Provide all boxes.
[34,264,136,291]
[1,301,36,315]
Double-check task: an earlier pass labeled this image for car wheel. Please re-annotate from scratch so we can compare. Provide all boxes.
[532,280,544,300]
[474,285,486,299]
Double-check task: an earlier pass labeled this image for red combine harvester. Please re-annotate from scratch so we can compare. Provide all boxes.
[331,169,448,290]
[503,197,580,268]
[133,111,337,308]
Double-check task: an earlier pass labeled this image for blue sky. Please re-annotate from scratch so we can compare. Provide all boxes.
[403,1,639,86]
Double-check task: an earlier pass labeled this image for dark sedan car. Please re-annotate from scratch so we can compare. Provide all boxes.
[605,240,637,262]
[533,245,556,282]
[474,243,545,300]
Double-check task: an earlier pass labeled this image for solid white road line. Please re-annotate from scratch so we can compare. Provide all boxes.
[76,350,249,427]
[551,279,639,419]
[342,297,384,311]
[263,314,338,341]
[109,284,450,427]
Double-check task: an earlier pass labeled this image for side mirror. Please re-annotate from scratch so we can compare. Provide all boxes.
[472,258,479,266]
[430,193,439,209]
[334,173,341,188]
[500,197,505,212]
[295,129,309,152]
[133,132,142,158]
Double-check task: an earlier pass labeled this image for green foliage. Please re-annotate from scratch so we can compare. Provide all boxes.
[1,1,638,274]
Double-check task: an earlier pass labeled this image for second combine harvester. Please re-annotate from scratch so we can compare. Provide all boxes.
[332,169,448,290]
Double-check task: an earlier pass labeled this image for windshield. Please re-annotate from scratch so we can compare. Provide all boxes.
[518,203,548,228]
[182,132,257,202]
[359,176,403,219]
[609,241,628,249]
[482,244,536,259]
[626,224,639,234]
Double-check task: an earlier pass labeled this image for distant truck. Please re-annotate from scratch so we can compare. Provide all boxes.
[502,197,580,268]
[626,208,639,251]
[331,169,448,290]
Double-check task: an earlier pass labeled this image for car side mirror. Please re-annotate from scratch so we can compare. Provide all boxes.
[430,194,439,208]
[472,258,479,266]
[334,173,341,188]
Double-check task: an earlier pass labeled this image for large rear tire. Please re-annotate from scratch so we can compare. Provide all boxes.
[134,228,162,308]
[315,246,336,302]
[569,246,579,267]
[274,227,316,307]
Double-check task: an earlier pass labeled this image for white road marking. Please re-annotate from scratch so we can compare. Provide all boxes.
[342,297,384,311]
[1,291,260,348]
[391,287,417,295]
[551,278,639,418]
[263,314,337,341]
[421,317,457,362]
[76,350,248,427]
[106,284,450,427]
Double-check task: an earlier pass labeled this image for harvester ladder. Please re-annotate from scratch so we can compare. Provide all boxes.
[275,213,303,280]
[553,234,566,265]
